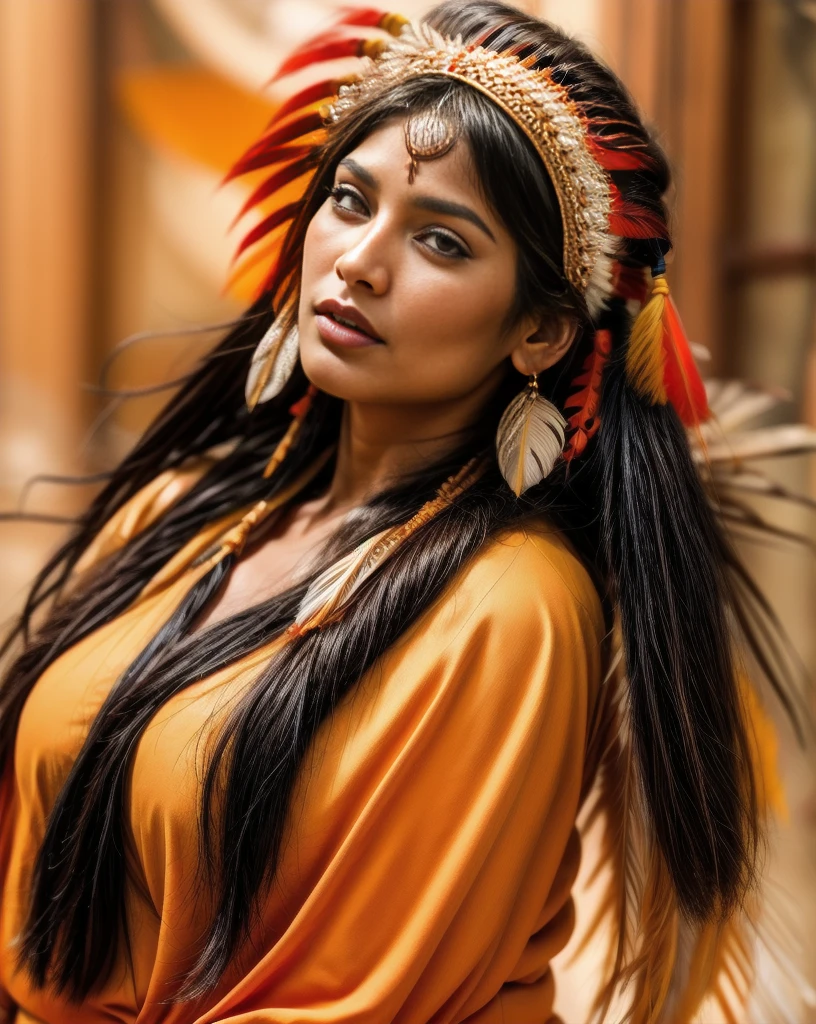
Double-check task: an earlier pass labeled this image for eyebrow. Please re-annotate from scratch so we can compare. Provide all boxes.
[338,157,496,243]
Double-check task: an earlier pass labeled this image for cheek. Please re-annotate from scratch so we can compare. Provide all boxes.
[301,205,335,289]
[396,258,518,383]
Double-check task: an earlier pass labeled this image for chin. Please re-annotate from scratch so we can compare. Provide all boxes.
[299,342,385,404]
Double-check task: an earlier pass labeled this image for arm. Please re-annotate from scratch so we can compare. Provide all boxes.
[191,530,604,1024]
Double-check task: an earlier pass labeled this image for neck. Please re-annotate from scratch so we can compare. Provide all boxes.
[320,378,498,513]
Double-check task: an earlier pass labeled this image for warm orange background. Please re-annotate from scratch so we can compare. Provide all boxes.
[0,3,814,1019]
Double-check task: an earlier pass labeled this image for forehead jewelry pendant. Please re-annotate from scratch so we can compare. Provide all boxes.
[404,109,458,183]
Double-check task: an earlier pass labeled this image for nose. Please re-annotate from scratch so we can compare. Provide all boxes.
[334,225,389,294]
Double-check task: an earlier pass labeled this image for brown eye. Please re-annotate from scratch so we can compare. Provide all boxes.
[418,229,469,260]
[329,184,367,216]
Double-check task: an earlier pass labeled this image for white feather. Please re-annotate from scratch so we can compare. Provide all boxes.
[245,320,299,409]
[702,425,816,464]
[585,241,618,319]
[496,387,567,496]
[295,530,386,629]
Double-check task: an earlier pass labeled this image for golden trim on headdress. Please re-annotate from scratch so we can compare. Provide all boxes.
[327,21,614,300]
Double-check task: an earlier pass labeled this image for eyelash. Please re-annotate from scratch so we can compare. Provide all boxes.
[327,183,470,261]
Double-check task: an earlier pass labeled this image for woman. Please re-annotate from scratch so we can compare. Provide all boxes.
[0,2,803,1021]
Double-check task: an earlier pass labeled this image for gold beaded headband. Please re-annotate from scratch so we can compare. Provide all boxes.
[227,8,710,431]
[326,20,615,312]
[226,8,662,319]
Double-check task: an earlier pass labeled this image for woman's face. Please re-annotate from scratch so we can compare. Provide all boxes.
[298,118,544,408]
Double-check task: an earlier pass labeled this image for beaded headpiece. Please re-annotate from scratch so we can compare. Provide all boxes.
[227,6,710,437]
[325,20,615,311]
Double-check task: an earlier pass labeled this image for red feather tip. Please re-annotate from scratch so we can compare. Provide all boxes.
[272,36,384,82]
[586,134,654,172]
[233,202,302,261]
[223,143,314,184]
[563,328,612,461]
[266,78,348,130]
[335,7,407,33]
[288,383,319,418]
[661,297,710,427]
[231,153,320,228]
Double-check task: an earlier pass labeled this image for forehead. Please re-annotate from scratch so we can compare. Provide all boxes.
[340,117,486,205]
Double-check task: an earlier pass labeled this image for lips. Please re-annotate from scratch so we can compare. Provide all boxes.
[314,299,384,345]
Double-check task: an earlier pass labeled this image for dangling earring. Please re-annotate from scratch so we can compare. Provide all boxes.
[245,303,300,410]
[496,373,567,496]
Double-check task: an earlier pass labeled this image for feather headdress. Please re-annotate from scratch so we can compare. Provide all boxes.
[225,6,711,444]
[225,10,658,304]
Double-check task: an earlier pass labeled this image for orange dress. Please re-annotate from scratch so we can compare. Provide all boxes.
[0,468,605,1024]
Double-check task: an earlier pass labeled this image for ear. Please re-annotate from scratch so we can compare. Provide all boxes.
[509,314,578,377]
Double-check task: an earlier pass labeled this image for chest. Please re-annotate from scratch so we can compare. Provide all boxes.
[192,506,344,632]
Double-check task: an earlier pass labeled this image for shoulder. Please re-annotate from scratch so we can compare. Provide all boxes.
[382,520,607,716]
[444,521,606,648]
[365,521,607,762]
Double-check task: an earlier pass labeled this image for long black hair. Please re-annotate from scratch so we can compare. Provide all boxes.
[0,0,792,1005]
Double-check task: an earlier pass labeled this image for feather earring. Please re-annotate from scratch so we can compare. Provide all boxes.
[245,305,300,411]
[496,374,567,496]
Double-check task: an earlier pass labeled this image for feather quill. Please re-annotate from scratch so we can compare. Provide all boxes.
[496,383,567,495]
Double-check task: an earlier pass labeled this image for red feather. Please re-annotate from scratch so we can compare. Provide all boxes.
[288,383,319,419]
[232,154,320,227]
[563,328,612,461]
[586,135,654,172]
[272,37,382,81]
[233,202,302,260]
[661,297,710,427]
[267,7,400,81]
[265,78,346,130]
[610,262,648,303]
[223,143,314,183]
[609,200,666,240]
[260,110,325,150]
[334,7,394,28]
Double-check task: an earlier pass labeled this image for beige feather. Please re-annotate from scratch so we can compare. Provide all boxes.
[245,317,300,410]
[293,531,387,631]
[291,457,485,635]
[496,384,567,496]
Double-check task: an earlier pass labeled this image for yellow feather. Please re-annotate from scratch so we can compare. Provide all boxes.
[626,275,670,405]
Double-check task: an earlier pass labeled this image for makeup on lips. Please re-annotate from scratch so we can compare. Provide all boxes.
[314,300,385,348]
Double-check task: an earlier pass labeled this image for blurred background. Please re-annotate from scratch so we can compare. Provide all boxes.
[0,0,814,1019]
